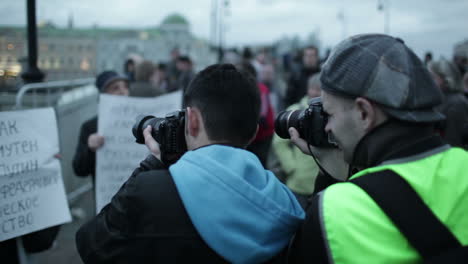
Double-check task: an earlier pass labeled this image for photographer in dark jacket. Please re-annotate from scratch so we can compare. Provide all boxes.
[75,64,304,263]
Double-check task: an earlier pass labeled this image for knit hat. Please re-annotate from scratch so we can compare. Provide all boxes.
[320,34,445,123]
[95,71,128,92]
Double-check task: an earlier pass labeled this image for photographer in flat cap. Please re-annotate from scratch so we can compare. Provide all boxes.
[283,34,468,263]
[76,64,304,263]
[72,70,129,181]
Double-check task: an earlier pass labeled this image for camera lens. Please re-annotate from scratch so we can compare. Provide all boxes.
[132,115,164,144]
[274,110,303,139]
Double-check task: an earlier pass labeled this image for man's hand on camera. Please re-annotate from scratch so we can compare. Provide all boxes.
[88,133,105,151]
[288,127,312,155]
[143,125,162,160]
[289,127,348,181]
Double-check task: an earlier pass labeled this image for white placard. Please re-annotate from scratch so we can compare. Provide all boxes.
[0,108,71,242]
[96,91,182,212]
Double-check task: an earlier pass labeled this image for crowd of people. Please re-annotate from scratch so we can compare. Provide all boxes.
[3,33,468,263]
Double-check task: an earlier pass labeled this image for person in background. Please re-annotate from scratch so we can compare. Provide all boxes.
[176,55,195,93]
[72,71,129,182]
[129,60,164,97]
[428,58,468,149]
[123,59,135,82]
[424,51,433,66]
[463,71,468,97]
[150,63,173,93]
[1,212,60,264]
[285,46,320,106]
[272,73,321,207]
[167,47,181,88]
[453,44,467,76]
[75,64,304,263]
[239,62,275,167]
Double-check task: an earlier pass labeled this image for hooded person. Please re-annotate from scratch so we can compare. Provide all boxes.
[75,64,304,263]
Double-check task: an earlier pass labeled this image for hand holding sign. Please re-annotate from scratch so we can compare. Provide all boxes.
[88,133,105,151]
[0,108,71,242]
[95,90,182,212]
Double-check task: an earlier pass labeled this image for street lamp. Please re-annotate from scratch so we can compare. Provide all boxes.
[337,9,347,40]
[21,0,45,83]
[377,0,390,34]
[210,0,230,62]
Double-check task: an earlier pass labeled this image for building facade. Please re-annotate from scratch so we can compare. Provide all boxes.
[0,13,216,89]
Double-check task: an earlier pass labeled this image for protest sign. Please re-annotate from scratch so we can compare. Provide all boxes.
[0,108,71,241]
[96,91,182,212]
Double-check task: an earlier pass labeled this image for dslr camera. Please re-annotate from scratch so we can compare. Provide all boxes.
[132,110,187,164]
[275,97,336,148]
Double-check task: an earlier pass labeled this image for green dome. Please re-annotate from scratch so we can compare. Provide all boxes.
[161,13,189,25]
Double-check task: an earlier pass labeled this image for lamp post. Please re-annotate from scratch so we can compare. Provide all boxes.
[337,9,347,40]
[21,0,45,83]
[210,0,229,62]
[377,0,390,34]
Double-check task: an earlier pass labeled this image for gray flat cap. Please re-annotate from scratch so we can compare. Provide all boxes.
[320,34,445,123]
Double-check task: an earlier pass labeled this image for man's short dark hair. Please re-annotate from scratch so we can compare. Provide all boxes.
[183,64,260,147]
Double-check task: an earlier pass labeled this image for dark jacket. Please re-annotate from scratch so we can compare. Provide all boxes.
[288,121,450,263]
[284,66,320,106]
[76,145,303,263]
[76,155,229,263]
[0,226,60,264]
[436,91,468,148]
[73,117,97,179]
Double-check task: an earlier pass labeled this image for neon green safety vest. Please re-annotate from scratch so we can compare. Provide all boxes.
[320,146,468,263]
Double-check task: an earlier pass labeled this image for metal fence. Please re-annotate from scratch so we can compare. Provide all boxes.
[13,78,98,204]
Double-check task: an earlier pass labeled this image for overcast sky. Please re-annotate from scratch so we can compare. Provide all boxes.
[1,0,467,58]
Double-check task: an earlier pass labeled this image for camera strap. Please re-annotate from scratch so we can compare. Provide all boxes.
[350,169,467,262]
[307,144,344,183]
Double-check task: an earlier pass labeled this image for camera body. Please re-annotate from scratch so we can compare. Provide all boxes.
[132,110,187,164]
[275,97,336,148]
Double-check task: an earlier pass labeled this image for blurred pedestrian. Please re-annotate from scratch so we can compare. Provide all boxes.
[424,51,433,66]
[272,73,322,207]
[150,63,173,93]
[167,47,181,86]
[239,62,275,167]
[176,55,195,93]
[428,58,468,148]
[123,59,136,82]
[285,46,320,106]
[129,60,164,97]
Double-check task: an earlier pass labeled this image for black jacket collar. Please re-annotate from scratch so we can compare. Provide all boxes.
[350,120,445,175]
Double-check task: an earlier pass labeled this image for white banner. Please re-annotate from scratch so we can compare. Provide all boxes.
[96,91,182,212]
[0,108,71,242]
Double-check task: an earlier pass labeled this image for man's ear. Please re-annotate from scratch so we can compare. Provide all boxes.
[354,97,379,132]
[186,107,201,137]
